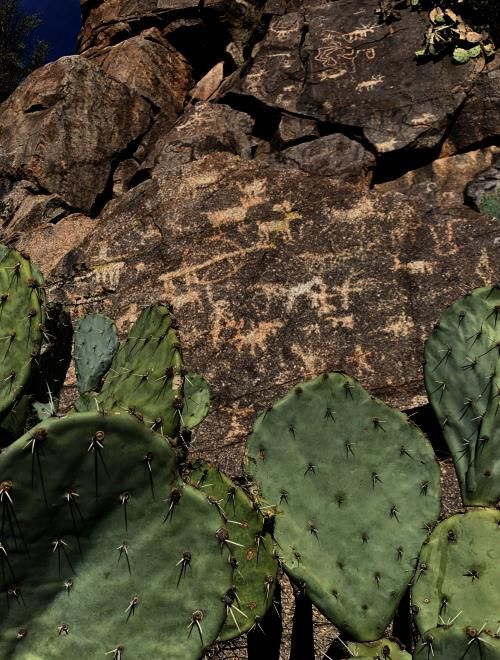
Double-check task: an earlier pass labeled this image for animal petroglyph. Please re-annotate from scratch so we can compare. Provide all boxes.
[344,21,380,42]
[355,74,385,93]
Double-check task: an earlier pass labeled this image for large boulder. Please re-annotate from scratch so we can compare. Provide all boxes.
[224,0,484,155]
[144,101,259,171]
[0,56,153,213]
[85,29,192,113]
[46,148,499,472]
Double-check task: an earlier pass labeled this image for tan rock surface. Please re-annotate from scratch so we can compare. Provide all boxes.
[0,56,153,213]
[86,29,192,112]
[15,214,95,274]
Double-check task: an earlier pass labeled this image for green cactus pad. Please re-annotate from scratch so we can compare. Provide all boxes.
[185,460,278,641]
[96,304,183,438]
[424,285,500,506]
[183,373,210,430]
[0,245,46,422]
[413,625,500,660]
[475,384,500,505]
[74,313,118,394]
[0,413,233,659]
[245,372,441,641]
[0,396,32,444]
[412,509,500,635]
[348,638,410,659]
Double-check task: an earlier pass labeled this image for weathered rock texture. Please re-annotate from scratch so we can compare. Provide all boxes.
[85,28,192,113]
[0,0,499,482]
[0,56,153,213]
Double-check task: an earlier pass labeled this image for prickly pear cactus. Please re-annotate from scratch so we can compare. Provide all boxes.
[245,373,441,641]
[185,461,278,641]
[475,383,500,504]
[96,304,183,438]
[0,303,72,440]
[0,245,46,422]
[348,638,410,659]
[36,302,73,407]
[183,372,210,430]
[0,396,32,446]
[412,509,500,635]
[74,313,118,394]
[0,413,233,659]
[424,285,500,505]
[413,625,500,659]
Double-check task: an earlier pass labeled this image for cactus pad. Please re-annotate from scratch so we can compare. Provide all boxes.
[475,384,500,506]
[348,638,410,659]
[183,373,210,430]
[74,313,118,394]
[185,460,278,641]
[0,245,46,422]
[413,625,500,660]
[412,509,500,635]
[0,413,233,659]
[424,285,500,505]
[96,304,183,438]
[245,372,441,641]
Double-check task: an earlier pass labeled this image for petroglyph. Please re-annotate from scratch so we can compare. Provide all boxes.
[91,261,124,289]
[356,74,384,93]
[344,21,380,42]
[258,204,302,243]
[233,320,285,357]
[207,179,267,228]
[383,313,415,338]
[314,22,382,79]
[285,276,328,312]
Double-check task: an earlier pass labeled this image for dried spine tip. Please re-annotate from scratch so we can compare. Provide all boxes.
[0,480,12,494]
[169,488,181,504]
[216,527,229,543]
[119,492,130,504]
[125,595,139,620]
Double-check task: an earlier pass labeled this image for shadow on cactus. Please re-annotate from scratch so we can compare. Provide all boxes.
[0,413,234,659]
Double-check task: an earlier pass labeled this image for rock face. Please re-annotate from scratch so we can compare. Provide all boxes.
[226,1,483,154]
[0,56,153,213]
[0,0,499,479]
[85,29,192,113]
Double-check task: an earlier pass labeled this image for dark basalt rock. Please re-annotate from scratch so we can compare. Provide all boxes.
[224,0,484,154]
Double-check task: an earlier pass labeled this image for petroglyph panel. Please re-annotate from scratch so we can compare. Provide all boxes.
[51,152,500,470]
[228,0,484,154]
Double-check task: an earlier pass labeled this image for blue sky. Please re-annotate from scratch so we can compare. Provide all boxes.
[21,0,81,62]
